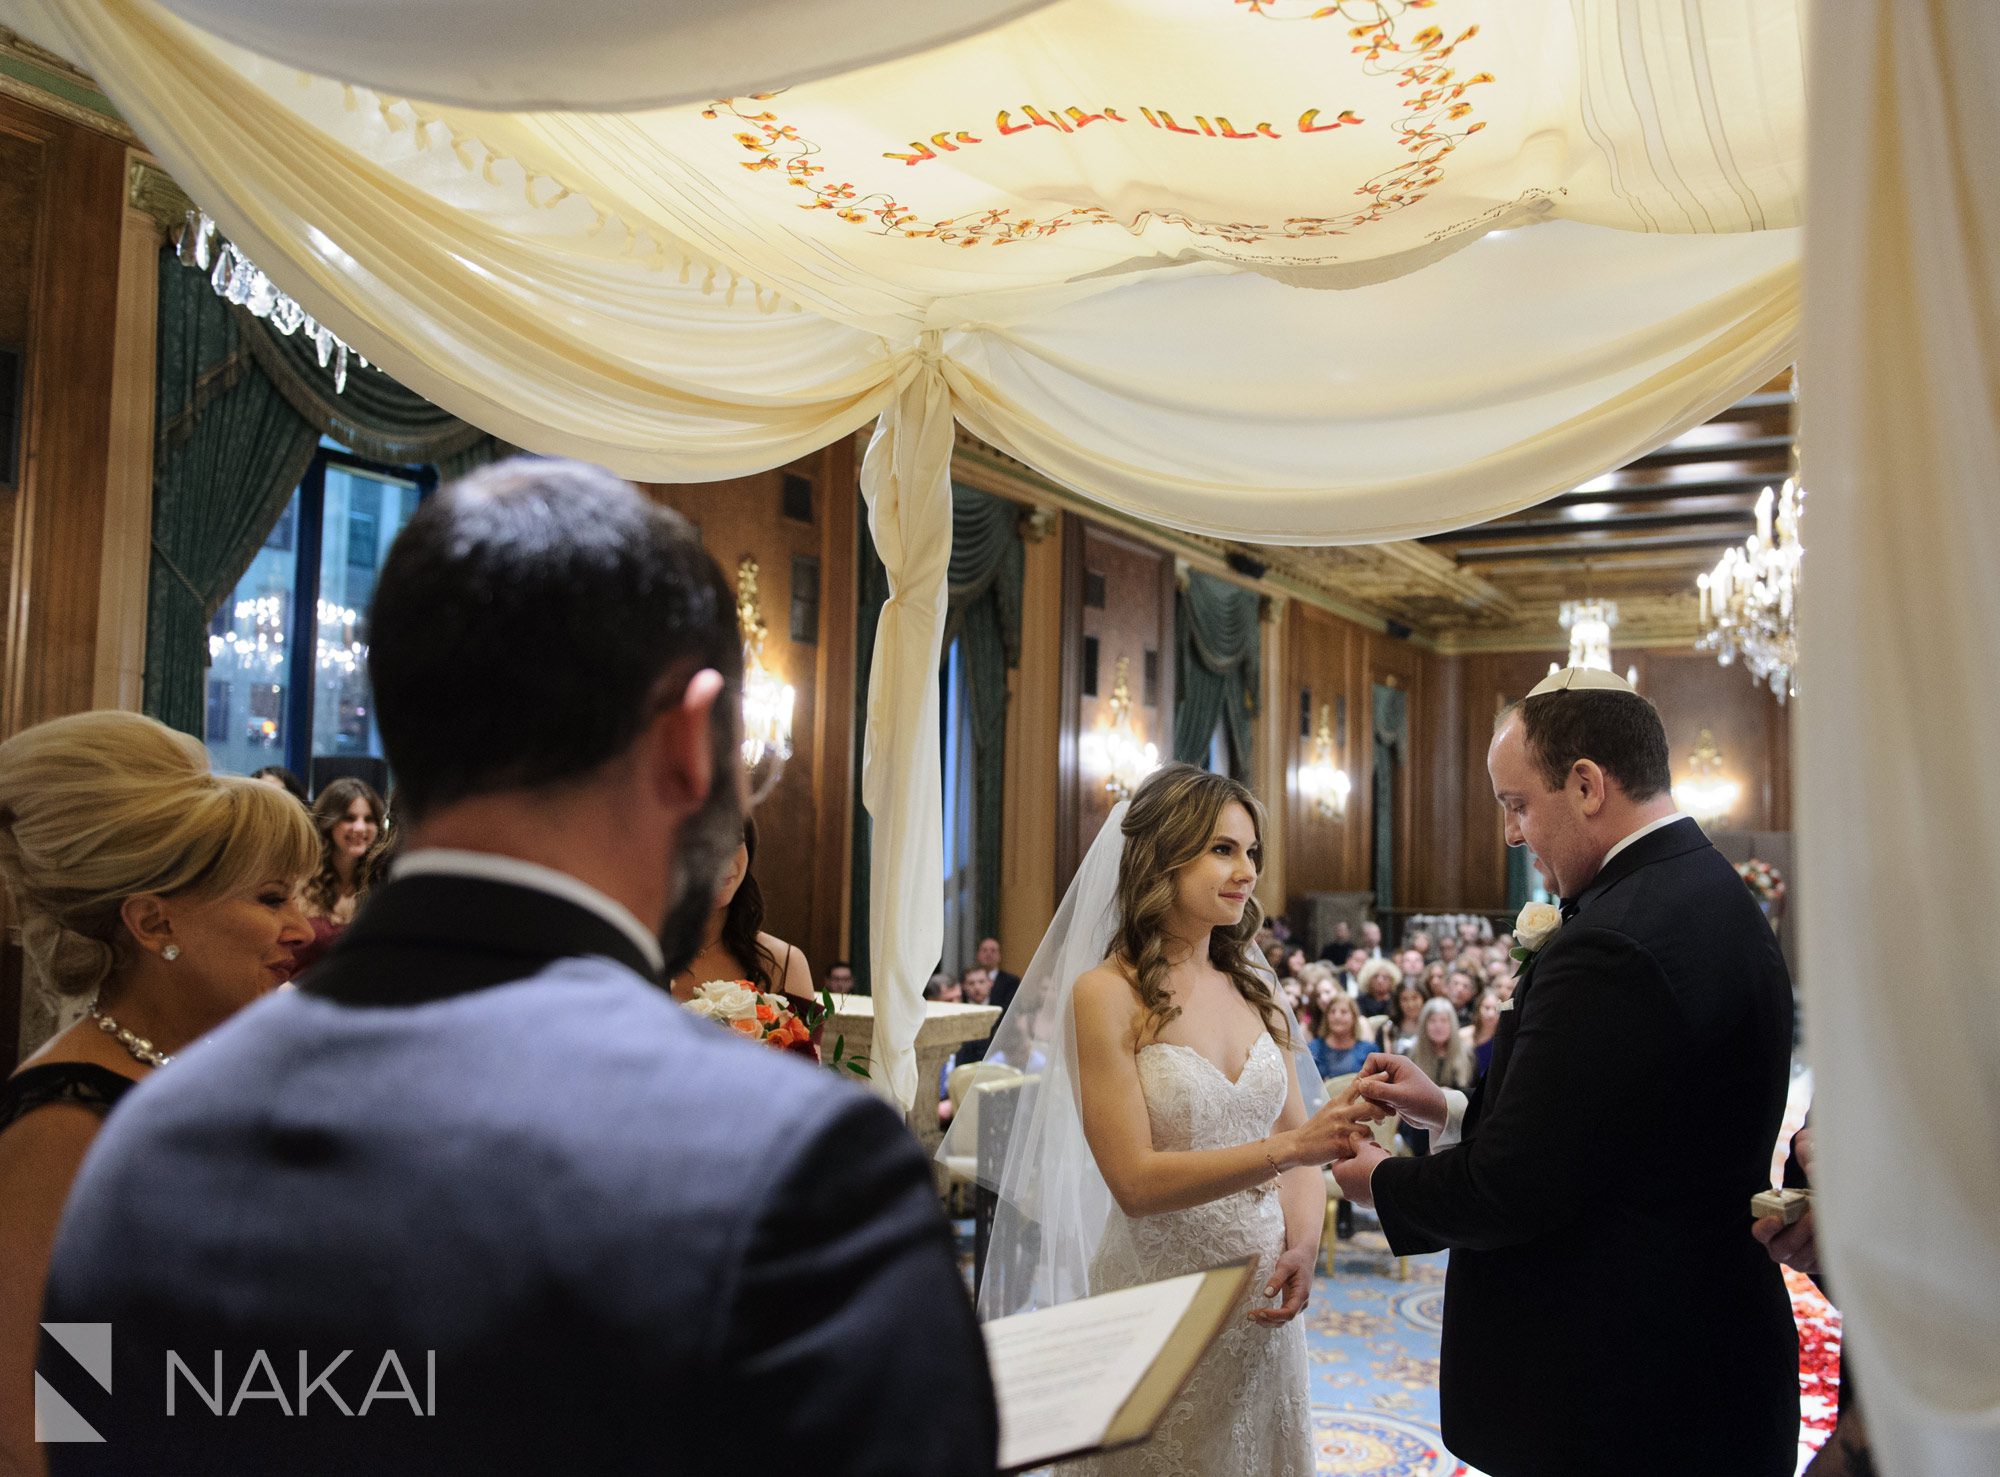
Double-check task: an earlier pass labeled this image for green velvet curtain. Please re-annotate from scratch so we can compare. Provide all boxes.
[849,482,1024,990]
[946,485,1024,944]
[145,250,320,735]
[145,248,513,737]
[1371,683,1409,913]
[1174,570,1260,781]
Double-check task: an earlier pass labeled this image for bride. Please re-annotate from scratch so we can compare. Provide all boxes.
[949,763,1375,1475]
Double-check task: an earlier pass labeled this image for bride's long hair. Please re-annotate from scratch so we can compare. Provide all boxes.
[1111,763,1292,1049]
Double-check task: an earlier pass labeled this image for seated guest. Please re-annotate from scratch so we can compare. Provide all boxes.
[1405,929,1434,962]
[250,764,309,806]
[1421,960,1450,1001]
[1316,919,1354,963]
[289,776,384,978]
[923,970,953,1001]
[1398,946,1429,982]
[974,936,1020,1011]
[1462,988,1503,1078]
[1355,958,1402,1019]
[1387,980,1428,1056]
[41,459,996,1475]
[1358,918,1385,959]
[1446,968,1479,1025]
[1338,946,1370,994]
[824,960,856,995]
[1437,933,1461,967]
[954,968,998,1065]
[0,712,315,1475]
[671,816,819,1055]
[1312,993,1375,1081]
[1402,996,1477,1155]
[1283,946,1309,981]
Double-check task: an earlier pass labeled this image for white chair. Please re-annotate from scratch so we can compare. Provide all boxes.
[942,1063,1023,1187]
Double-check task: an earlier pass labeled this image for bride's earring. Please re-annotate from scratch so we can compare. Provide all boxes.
[161,944,181,962]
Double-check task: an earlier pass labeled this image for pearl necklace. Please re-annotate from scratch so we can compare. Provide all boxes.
[89,1006,171,1068]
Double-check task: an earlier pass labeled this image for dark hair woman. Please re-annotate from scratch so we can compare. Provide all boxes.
[668,816,819,1056]
[289,778,384,979]
[250,765,308,806]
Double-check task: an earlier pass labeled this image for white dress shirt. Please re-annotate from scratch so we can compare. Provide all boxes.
[393,848,665,975]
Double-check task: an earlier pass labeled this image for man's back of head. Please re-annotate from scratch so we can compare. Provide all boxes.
[369,457,739,823]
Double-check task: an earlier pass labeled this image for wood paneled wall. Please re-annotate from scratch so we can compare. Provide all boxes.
[1454,647,1792,910]
[641,438,857,982]
[1058,517,1175,895]
[0,96,151,1065]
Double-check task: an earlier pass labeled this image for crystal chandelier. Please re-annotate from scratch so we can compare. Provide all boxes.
[1082,656,1159,803]
[735,557,794,798]
[1696,477,1802,703]
[1672,729,1741,822]
[1558,599,1618,672]
[177,211,377,394]
[1298,703,1351,821]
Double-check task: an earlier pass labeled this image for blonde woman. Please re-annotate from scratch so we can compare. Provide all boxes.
[1403,996,1478,1156]
[0,711,315,1475]
[971,763,1371,1477]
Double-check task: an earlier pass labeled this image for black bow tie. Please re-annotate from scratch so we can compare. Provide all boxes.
[1559,897,1580,922]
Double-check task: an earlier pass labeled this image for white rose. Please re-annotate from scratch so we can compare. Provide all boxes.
[692,981,761,1022]
[1514,901,1562,952]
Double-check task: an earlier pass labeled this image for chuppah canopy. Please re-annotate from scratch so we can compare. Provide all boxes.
[4,0,1806,1121]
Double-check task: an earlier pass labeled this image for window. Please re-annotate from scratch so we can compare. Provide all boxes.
[1206,714,1239,779]
[940,637,979,977]
[205,440,430,783]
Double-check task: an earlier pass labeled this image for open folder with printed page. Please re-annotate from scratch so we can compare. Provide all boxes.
[982,1259,1254,1473]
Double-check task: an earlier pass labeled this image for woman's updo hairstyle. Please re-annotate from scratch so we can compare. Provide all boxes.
[0,711,318,996]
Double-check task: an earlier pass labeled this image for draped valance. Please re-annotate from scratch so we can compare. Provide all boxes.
[1174,570,1260,782]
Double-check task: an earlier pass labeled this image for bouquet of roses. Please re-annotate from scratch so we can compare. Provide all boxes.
[682,980,822,1063]
[1737,858,1787,913]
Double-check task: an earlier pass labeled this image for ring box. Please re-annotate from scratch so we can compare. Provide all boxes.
[1750,1187,1809,1225]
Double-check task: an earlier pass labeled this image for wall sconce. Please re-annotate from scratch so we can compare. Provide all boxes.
[1298,703,1351,821]
[736,557,795,794]
[1081,656,1158,803]
[1672,728,1740,823]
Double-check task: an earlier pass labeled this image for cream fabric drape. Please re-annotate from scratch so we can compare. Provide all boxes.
[138,0,1058,111]
[4,0,1810,1106]
[1799,3,2000,1473]
[858,342,956,1107]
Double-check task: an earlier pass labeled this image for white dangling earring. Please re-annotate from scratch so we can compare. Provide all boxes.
[161,944,181,962]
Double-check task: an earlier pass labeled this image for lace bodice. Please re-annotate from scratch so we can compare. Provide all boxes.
[1063,1030,1312,1477]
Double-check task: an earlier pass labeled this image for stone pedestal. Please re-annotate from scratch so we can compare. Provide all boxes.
[827,996,1001,1159]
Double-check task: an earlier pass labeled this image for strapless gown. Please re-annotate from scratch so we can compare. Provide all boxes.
[1063,1031,1313,1476]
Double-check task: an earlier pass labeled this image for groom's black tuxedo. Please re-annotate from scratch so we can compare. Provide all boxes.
[43,874,997,1475]
[1372,819,1797,1477]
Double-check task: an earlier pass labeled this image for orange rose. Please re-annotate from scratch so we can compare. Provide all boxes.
[730,1017,761,1037]
[755,1002,776,1024]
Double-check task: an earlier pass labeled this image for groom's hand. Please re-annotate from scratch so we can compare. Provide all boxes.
[1332,1141,1390,1209]
[1353,1053,1447,1132]
[1251,1245,1314,1325]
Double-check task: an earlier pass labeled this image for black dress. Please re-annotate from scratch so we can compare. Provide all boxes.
[0,1061,138,1134]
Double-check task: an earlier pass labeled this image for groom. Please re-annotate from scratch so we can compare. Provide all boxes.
[1337,668,1798,1477]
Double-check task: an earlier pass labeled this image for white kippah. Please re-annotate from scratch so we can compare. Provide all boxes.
[1527,666,1638,698]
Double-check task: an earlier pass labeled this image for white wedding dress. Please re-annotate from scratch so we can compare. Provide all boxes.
[1061,1032,1314,1477]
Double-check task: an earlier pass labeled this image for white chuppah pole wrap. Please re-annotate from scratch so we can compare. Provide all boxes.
[1800,2,2000,1472]
[858,336,954,1108]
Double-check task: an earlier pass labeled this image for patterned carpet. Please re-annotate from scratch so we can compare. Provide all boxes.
[1307,1217,1842,1477]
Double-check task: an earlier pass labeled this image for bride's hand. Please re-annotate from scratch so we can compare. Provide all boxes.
[1250,1244,1314,1325]
[1283,1095,1377,1167]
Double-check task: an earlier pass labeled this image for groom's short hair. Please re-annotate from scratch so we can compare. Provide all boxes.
[1505,690,1672,801]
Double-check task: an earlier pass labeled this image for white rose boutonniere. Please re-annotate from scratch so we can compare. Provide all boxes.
[1511,901,1562,962]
